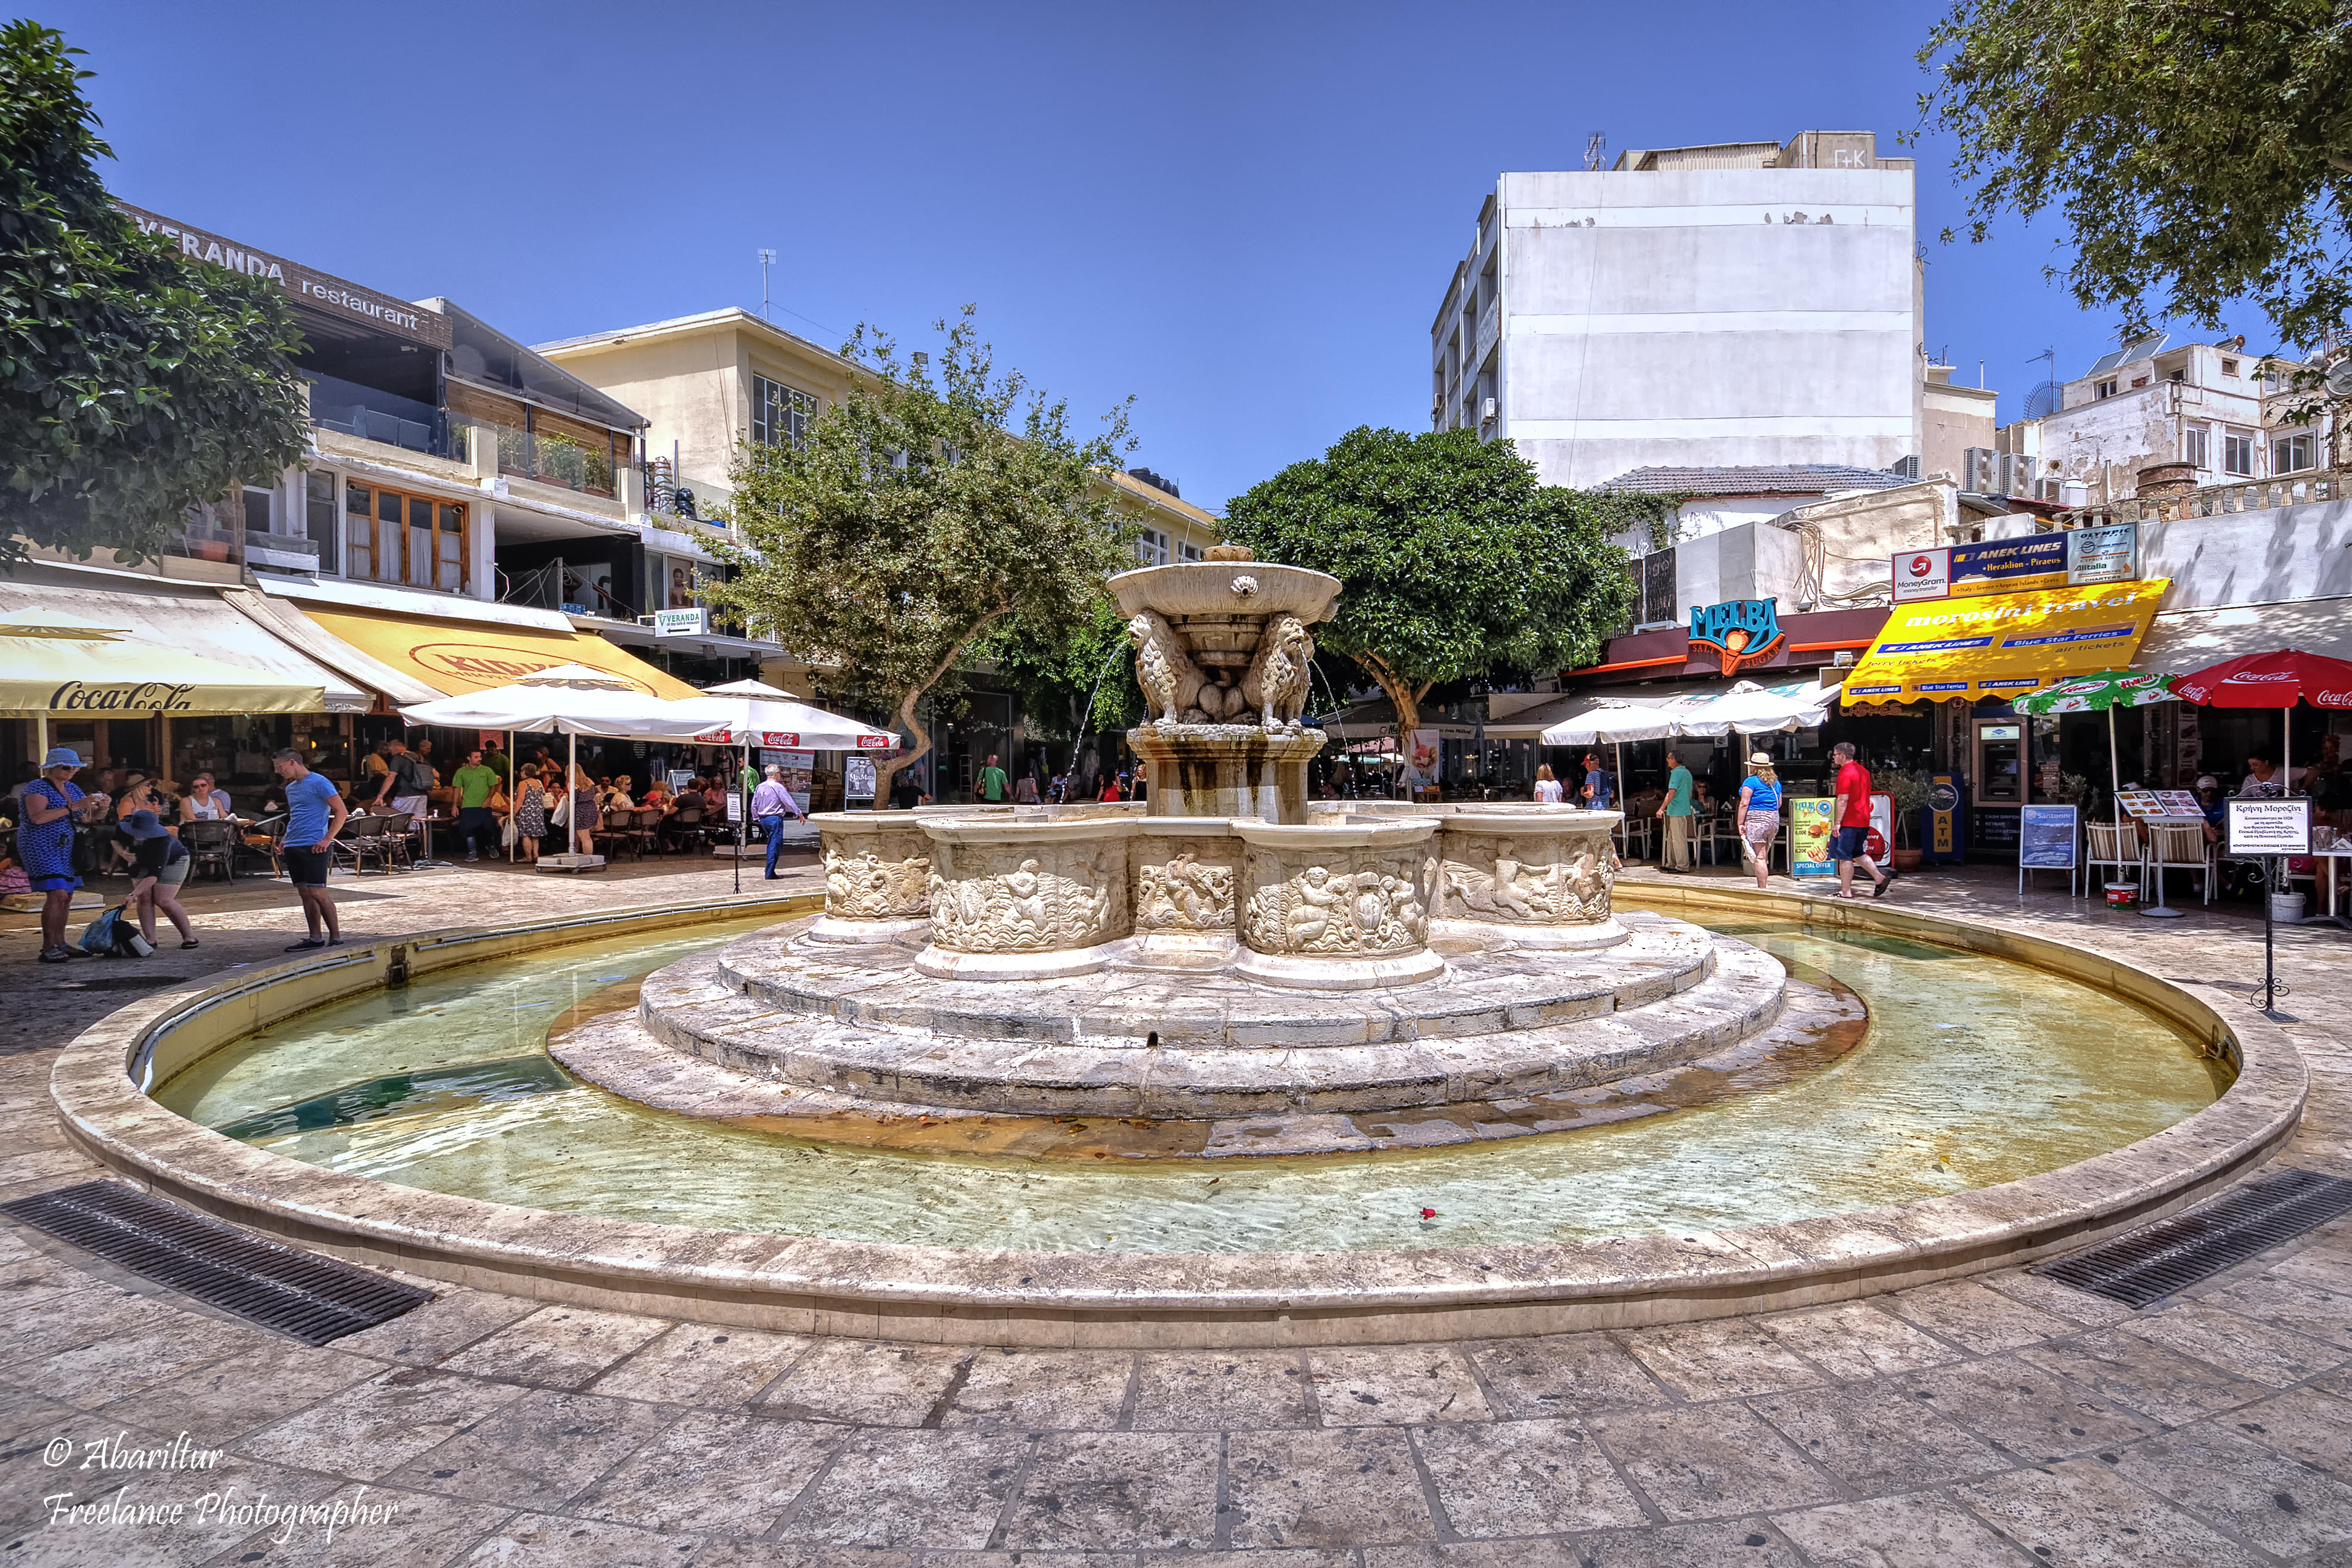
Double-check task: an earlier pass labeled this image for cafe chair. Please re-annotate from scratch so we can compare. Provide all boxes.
[632,806,668,858]
[235,813,287,880]
[594,807,642,863]
[670,802,705,852]
[178,818,240,883]
[2146,823,2215,905]
[2086,822,2144,898]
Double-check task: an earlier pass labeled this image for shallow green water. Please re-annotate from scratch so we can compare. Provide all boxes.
[155,912,2231,1253]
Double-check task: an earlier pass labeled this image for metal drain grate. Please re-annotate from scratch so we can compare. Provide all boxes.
[0,1180,431,1344]
[2035,1167,2352,1308]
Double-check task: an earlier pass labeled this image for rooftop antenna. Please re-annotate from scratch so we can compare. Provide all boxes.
[757,248,776,322]
[1585,132,1606,171]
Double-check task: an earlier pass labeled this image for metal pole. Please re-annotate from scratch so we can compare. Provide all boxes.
[735,738,746,896]
[2264,855,2280,1011]
[507,730,515,864]
[568,730,578,861]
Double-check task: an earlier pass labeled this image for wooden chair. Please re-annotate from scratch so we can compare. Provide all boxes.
[594,807,640,863]
[2087,822,2143,896]
[235,813,287,880]
[633,806,668,858]
[178,818,239,883]
[669,802,705,852]
[2147,823,2215,905]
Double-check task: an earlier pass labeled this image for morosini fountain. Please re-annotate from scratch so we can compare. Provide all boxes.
[55,548,2297,1345]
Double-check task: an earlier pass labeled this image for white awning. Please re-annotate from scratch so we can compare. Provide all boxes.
[0,563,370,713]
[2138,598,2352,669]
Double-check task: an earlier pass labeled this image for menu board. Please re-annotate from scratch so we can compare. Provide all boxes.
[2116,789,2204,823]
[1789,797,1836,877]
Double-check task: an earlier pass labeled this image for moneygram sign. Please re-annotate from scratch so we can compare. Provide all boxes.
[117,203,451,349]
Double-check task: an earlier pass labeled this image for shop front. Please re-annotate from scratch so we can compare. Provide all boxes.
[1840,578,2171,858]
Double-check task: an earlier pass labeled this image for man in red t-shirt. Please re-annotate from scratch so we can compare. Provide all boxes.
[1831,740,1893,899]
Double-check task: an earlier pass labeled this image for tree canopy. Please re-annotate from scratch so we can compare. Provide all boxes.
[1916,0,2352,349]
[1,21,311,566]
[710,306,1136,794]
[973,593,1144,746]
[1220,427,1639,735]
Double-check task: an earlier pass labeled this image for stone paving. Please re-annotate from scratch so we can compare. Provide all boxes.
[2,853,2351,1564]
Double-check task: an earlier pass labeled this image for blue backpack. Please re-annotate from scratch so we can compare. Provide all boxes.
[78,905,146,958]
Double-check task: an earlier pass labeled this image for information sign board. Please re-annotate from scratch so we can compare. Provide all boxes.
[2019,805,2078,868]
[846,756,876,801]
[2229,797,2311,857]
[2067,523,2140,585]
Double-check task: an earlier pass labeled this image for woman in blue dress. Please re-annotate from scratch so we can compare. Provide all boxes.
[20,748,113,963]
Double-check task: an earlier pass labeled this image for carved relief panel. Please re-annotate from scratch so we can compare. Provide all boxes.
[927,837,1132,953]
[819,825,933,921]
[1131,838,1239,933]
[1240,843,1434,957]
[1436,827,1619,926]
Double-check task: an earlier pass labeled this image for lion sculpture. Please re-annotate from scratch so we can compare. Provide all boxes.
[1239,613,1315,729]
[1127,608,1209,727]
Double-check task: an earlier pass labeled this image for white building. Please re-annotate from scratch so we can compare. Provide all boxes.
[1996,334,2339,505]
[1430,131,1922,490]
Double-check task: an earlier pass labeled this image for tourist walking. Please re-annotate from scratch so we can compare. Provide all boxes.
[22,748,111,963]
[512,766,547,864]
[452,747,501,862]
[1532,764,1564,804]
[120,809,195,949]
[1735,751,1782,892]
[1657,749,1695,873]
[752,764,806,879]
[274,747,348,950]
[978,753,1010,804]
[374,737,432,822]
[1579,752,1615,809]
[1831,741,1893,899]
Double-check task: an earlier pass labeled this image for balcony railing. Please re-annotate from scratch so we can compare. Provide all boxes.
[456,420,622,497]
[2058,466,2352,528]
[306,374,451,457]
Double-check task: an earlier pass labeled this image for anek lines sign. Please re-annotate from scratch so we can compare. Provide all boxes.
[117,203,452,350]
[1688,600,1785,676]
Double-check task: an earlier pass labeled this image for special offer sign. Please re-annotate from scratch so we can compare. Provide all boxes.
[1892,547,1951,603]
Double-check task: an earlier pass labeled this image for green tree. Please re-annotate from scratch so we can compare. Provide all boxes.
[1220,427,1640,737]
[1,21,311,566]
[710,306,1136,797]
[1915,0,2352,348]
[974,593,1145,743]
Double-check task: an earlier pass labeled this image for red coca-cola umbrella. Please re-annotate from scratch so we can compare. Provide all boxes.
[2170,648,2352,794]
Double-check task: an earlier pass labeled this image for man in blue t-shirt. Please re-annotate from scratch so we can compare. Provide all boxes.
[273,748,349,950]
[1580,752,1616,809]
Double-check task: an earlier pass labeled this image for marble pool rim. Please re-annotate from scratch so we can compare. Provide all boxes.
[40,884,2302,1348]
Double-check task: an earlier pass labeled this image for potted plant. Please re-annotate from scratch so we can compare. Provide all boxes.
[1884,767,1933,870]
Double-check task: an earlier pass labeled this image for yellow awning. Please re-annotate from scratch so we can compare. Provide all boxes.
[0,628,325,716]
[298,606,700,701]
[1840,579,2170,705]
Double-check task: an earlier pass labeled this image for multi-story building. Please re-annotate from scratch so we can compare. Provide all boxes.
[1429,131,1921,490]
[4,208,781,793]
[1995,334,2340,504]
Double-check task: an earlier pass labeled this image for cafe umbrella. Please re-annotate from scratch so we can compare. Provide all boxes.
[664,679,902,893]
[2015,671,2181,915]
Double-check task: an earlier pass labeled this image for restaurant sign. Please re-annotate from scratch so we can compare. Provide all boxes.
[116,203,452,349]
[1688,599,1786,676]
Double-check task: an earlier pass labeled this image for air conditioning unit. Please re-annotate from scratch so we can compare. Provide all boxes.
[1480,398,1498,423]
[1832,650,1856,668]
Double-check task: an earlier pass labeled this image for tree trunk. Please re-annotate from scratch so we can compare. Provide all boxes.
[1350,650,1426,737]
[870,603,1015,804]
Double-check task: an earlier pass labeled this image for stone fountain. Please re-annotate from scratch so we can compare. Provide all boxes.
[576,549,1799,1151]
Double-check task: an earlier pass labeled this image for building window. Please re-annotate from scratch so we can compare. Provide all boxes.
[2223,431,2255,476]
[2183,426,2209,470]
[1137,528,1169,566]
[1178,541,1203,563]
[2274,433,2314,474]
[2093,379,2117,399]
[751,375,817,449]
[2221,357,2240,377]
[343,481,466,592]
[304,472,338,574]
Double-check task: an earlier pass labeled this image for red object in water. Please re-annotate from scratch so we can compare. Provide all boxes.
[2171,649,2352,709]
[1419,1207,1437,1219]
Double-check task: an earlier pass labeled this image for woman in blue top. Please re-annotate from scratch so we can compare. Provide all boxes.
[20,748,113,963]
[1735,750,1782,891]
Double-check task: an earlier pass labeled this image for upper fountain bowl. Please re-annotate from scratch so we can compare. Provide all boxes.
[1107,545,1340,627]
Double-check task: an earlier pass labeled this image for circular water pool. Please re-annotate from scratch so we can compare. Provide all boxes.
[152,907,2231,1255]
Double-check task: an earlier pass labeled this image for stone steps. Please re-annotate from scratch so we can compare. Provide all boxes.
[635,921,1790,1118]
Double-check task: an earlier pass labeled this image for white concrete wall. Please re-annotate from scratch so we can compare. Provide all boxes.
[1672,520,1808,615]
[1496,166,1917,489]
[2143,497,2352,608]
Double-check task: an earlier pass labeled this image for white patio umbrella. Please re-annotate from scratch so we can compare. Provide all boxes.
[1677,679,1836,739]
[399,664,718,870]
[664,680,900,889]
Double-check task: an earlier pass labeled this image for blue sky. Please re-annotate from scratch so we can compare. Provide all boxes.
[45,0,2216,510]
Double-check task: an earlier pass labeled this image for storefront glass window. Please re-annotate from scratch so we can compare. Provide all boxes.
[342,480,466,592]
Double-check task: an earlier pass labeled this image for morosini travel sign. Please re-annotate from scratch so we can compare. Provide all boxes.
[115,203,452,349]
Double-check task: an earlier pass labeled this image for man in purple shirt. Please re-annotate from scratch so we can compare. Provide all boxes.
[751,765,806,880]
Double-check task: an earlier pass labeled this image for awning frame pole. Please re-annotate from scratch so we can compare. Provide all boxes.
[568,730,578,862]
[507,729,515,864]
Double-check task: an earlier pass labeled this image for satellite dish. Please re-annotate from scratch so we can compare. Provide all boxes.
[2023,380,2064,419]
[2327,358,2352,398]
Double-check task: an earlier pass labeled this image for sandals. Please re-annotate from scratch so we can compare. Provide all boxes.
[38,946,73,964]
[181,939,200,949]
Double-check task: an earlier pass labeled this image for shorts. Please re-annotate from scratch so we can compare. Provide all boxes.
[1831,825,1871,862]
[150,857,190,888]
[285,847,330,887]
